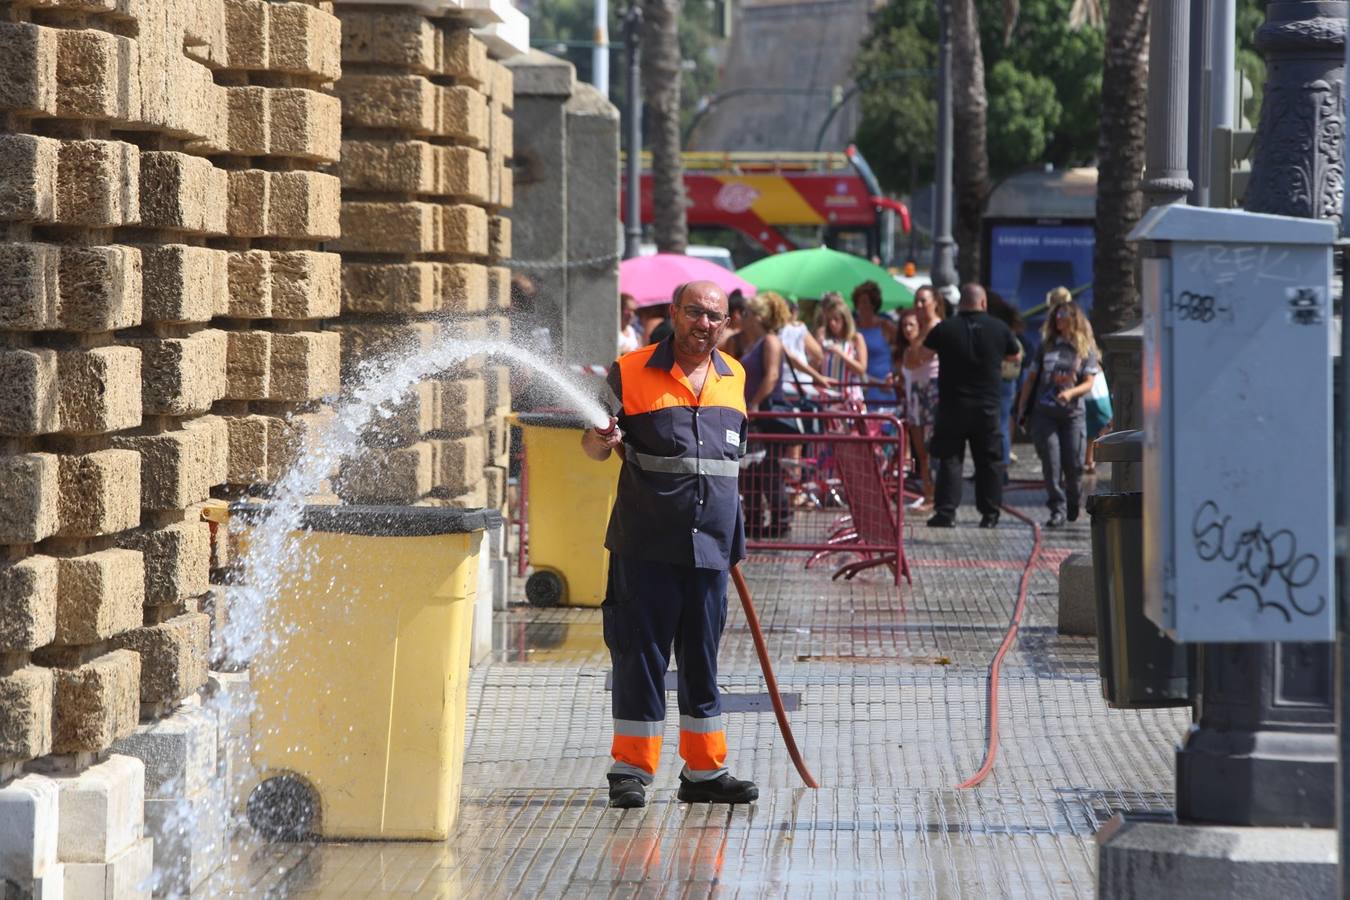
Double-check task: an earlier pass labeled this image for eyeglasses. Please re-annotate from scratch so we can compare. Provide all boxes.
[681,305,727,324]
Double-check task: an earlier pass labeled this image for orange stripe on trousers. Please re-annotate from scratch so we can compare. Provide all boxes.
[612,734,662,775]
[679,729,727,772]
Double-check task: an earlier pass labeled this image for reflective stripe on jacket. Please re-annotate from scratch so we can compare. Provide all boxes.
[601,337,748,569]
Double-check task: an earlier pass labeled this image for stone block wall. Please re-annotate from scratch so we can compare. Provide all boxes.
[331,9,512,512]
[0,1,521,891]
[209,0,342,506]
[0,0,236,780]
[0,0,233,890]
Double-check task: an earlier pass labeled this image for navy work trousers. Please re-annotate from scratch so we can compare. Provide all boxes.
[602,553,729,784]
[930,405,1005,518]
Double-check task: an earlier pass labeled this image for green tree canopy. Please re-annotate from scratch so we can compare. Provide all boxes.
[852,11,937,195]
[854,0,1102,194]
[527,0,724,136]
[986,60,1061,174]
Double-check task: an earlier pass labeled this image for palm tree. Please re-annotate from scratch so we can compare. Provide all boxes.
[641,0,688,253]
[1091,0,1149,334]
[950,0,989,284]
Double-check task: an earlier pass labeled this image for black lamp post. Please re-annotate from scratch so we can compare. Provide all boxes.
[1175,0,1344,830]
[622,1,643,260]
[929,0,958,293]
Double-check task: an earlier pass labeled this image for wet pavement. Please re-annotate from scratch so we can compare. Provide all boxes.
[208,465,1189,897]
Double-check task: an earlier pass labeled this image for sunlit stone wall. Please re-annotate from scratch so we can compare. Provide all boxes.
[331,5,512,511]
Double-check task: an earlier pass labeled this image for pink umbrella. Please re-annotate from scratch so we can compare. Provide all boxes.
[619,253,757,308]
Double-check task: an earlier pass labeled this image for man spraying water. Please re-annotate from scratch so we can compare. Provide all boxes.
[581,280,760,809]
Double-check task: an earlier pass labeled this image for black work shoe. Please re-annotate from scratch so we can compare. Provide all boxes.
[1046,511,1067,528]
[979,512,1000,529]
[927,513,955,528]
[607,775,646,809]
[1067,502,1080,523]
[677,773,759,804]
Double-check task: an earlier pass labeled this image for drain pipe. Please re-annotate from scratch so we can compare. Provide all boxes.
[731,564,820,788]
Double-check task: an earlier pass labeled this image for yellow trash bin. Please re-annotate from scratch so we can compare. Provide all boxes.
[515,413,621,607]
[237,505,500,841]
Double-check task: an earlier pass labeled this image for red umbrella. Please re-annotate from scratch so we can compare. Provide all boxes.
[619,253,757,308]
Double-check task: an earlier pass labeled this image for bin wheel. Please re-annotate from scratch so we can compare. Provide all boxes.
[525,570,565,607]
[248,774,317,841]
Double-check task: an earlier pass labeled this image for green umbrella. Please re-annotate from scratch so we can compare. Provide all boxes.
[736,247,915,310]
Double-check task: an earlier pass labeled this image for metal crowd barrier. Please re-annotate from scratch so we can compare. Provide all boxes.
[740,410,911,587]
[507,408,913,593]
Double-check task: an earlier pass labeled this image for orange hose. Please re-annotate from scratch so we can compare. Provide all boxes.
[954,490,1045,789]
[731,564,820,789]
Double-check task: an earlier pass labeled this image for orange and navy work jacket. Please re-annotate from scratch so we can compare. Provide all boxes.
[600,337,748,569]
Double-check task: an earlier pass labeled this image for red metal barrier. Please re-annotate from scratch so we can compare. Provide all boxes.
[511,408,912,588]
[741,410,910,587]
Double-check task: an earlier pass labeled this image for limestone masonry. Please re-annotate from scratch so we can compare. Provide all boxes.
[0,1,520,894]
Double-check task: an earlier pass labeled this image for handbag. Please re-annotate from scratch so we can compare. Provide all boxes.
[754,399,803,435]
[784,357,823,436]
[1087,368,1113,420]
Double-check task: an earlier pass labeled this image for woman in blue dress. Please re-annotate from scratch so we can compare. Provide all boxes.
[852,281,896,413]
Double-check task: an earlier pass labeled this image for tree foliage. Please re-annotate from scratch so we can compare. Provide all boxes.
[527,0,723,136]
[643,0,688,252]
[854,0,1103,194]
[1235,0,1266,129]
[986,60,1060,177]
[852,10,937,195]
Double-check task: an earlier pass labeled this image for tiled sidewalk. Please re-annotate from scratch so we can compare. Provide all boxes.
[211,475,1189,898]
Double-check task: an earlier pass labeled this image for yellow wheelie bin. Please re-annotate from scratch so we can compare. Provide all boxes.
[234,505,501,841]
[514,412,621,607]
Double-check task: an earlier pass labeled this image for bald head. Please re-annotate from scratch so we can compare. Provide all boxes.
[959,283,987,311]
[670,280,730,362]
[674,280,729,312]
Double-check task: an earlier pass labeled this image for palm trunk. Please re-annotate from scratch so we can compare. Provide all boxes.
[950,0,989,285]
[641,0,688,254]
[1091,0,1149,334]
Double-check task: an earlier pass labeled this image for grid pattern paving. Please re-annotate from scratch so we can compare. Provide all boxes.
[206,472,1187,898]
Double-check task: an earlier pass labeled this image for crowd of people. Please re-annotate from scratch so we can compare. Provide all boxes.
[618,278,1113,532]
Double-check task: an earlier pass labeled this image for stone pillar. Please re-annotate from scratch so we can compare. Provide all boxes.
[1143,0,1194,207]
[508,51,621,370]
[331,8,508,513]
[1174,0,1346,830]
[565,84,622,371]
[508,51,576,355]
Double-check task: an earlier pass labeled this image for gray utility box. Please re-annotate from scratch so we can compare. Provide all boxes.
[1129,205,1335,643]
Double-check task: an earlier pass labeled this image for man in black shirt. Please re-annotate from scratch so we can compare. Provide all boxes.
[922,283,1022,528]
